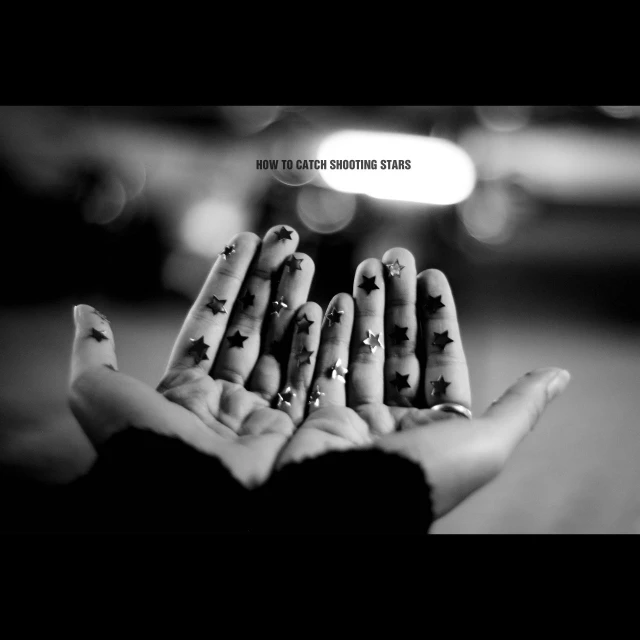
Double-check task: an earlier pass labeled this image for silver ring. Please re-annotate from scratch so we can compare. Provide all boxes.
[431,403,472,420]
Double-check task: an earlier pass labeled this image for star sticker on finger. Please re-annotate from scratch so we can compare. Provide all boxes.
[424,295,445,315]
[92,309,109,323]
[363,330,384,353]
[226,330,248,349]
[285,254,303,272]
[326,307,344,326]
[384,259,405,278]
[389,324,409,345]
[430,374,451,396]
[275,226,293,242]
[206,295,227,315]
[271,296,288,316]
[239,289,255,309]
[358,275,380,295]
[188,336,210,364]
[432,330,454,351]
[296,314,314,334]
[277,385,296,409]
[219,244,236,260]
[296,346,314,367]
[89,328,109,342]
[308,385,325,408]
[328,358,348,383]
[390,372,411,391]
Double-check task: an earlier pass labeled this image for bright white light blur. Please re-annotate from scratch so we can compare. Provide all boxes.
[317,130,476,205]
[181,197,250,257]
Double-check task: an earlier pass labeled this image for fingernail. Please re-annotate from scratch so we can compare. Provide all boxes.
[546,369,571,402]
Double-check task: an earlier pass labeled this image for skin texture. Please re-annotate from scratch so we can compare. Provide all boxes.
[68,231,571,518]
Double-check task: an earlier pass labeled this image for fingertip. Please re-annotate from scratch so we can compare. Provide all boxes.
[266,224,299,245]
[356,257,383,274]
[546,369,571,402]
[418,268,449,292]
[231,230,262,250]
[290,252,315,276]
[298,300,323,322]
[381,247,416,268]
[329,292,354,313]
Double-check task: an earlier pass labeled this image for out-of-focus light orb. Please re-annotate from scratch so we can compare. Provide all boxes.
[180,197,250,257]
[458,184,512,244]
[597,106,636,119]
[269,119,319,187]
[296,186,356,234]
[82,174,127,225]
[316,130,476,205]
[475,106,532,133]
[219,106,281,135]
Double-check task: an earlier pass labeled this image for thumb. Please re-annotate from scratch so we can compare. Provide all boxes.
[480,367,571,456]
[69,305,209,450]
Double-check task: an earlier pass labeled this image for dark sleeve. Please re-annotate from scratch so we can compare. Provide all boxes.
[253,449,434,534]
[1,428,251,534]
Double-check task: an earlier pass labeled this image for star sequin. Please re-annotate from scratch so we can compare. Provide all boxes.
[296,314,314,334]
[92,309,109,323]
[277,385,296,408]
[328,358,348,383]
[358,275,380,295]
[89,328,108,342]
[206,295,227,315]
[430,374,451,396]
[390,372,411,391]
[285,255,303,272]
[219,244,236,260]
[424,295,445,315]
[432,330,454,351]
[362,330,384,353]
[296,346,314,367]
[226,330,248,349]
[188,336,210,364]
[326,307,344,326]
[239,289,255,309]
[384,259,405,278]
[275,226,293,242]
[271,296,288,316]
[308,385,325,408]
[389,324,409,345]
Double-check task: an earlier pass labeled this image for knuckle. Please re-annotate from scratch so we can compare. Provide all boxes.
[158,365,203,392]
[215,263,244,283]
[427,351,467,368]
[215,366,246,386]
[354,306,381,319]
[320,333,350,348]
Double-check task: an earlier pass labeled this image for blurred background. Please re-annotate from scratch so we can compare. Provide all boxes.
[1,105,639,533]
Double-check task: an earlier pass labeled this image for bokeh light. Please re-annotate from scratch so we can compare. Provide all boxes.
[475,106,532,133]
[218,106,281,135]
[296,185,356,234]
[180,196,251,257]
[316,130,476,205]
